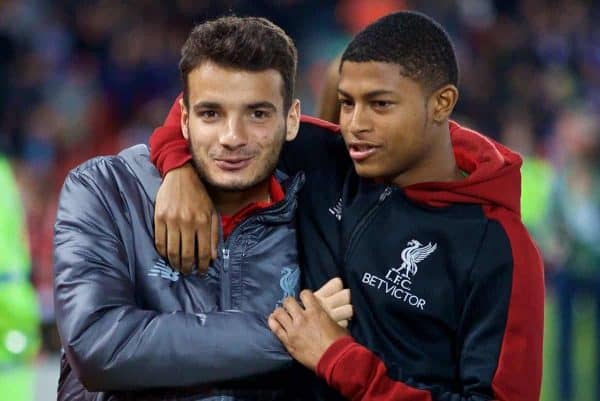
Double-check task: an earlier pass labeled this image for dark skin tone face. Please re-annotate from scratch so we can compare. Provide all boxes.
[337,61,463,187]
[268,62,466,372]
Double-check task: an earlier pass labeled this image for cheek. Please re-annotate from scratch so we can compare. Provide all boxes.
[188,121,220,150]
[249,122,285,148]
[339,111,351,131]
[384,106,426,144]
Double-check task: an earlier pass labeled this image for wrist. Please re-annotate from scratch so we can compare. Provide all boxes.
[316,335,355,380]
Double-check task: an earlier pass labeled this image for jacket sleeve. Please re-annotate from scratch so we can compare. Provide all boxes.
[316,218,544,401]
[148,94,191,176]
[54,163,290,392]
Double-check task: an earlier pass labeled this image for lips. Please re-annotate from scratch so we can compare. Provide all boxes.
[348,143,380,162]
[214,157,254,171]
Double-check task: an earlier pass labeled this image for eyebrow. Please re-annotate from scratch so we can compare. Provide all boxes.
[337,89,396,99]
[247,102,277,112]
[192,101,277,112]
[193,102,221,112]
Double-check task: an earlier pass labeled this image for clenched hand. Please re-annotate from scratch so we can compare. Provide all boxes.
[154,163,219,274]
[313,277,353,328]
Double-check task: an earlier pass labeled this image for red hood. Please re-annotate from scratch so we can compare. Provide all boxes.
[404,121,523,215]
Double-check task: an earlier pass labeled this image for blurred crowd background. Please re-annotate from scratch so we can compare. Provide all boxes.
[1,0,599,400]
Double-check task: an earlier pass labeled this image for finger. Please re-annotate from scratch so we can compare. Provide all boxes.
[271,307,293,329]
[210,212,219,261]
[337,320,348,328]
[154,219,167,258]
[180,227,195,275]
[195,215,211,273]
[299,290,321,311]
[195,237,207,275]
[325,288,351,309]
[268,315,288,342]
[329,304,353,322]
[314,277,343,299]
[166,225,181,271]
[282,297,304,318]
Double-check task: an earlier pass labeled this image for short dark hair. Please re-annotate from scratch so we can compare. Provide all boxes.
[341,11,459,93]
[180,16,297,110]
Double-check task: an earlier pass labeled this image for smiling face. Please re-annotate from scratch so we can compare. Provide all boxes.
[181,61,299,192]
[338,61,439,184]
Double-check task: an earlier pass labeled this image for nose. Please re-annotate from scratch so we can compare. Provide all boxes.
[219,116,248,150]
[346,104,372,138]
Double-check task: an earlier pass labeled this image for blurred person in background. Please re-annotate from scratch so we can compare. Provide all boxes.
[316,57,342,123]
[0,0,598,399]
[545,107,600,401]
[499,111,554,242]
[0,155,41,401]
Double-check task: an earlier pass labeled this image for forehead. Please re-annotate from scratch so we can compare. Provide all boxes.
[338,61,421,96]
[187,61,284,107]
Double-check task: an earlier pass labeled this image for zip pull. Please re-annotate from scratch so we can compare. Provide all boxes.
[379,187,394,202]
[222,248,230,272]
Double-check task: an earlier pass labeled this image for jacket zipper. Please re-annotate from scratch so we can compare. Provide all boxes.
[344,186,395,264]
[221,248,231,310]
[216,175,300,311]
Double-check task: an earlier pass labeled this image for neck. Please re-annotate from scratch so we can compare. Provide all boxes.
[209,179,271,216]
[390,121,464,187]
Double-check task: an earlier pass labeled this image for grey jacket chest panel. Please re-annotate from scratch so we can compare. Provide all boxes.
[117,145,302,318]
[224,221,300,313]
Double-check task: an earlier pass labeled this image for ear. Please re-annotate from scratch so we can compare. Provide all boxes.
[180,97,190,141]
[430,84,459,125]
[285,99,301,141]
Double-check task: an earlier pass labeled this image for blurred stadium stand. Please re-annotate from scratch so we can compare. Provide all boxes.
[1,0,598,400]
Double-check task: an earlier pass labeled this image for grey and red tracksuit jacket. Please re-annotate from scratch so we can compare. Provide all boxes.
[150,97,545,401]
[54,144,304,401]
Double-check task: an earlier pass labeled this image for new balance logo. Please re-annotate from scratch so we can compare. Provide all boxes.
[328,198,342,221]
[148,259,180,282]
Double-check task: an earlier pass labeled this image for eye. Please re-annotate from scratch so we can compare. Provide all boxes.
[338,98,354,109]
[372,100,393,109]
[199,110,219,120]
[251,109,271,119]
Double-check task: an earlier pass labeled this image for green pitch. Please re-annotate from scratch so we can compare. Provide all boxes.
[541,294,596,401]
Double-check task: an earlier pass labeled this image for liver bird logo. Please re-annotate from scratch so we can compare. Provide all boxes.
[398,239,437,278]
[280,266,300,299]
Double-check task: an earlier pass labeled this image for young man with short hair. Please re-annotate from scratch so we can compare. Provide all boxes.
[54,16,350,401]
[149,11,544,401]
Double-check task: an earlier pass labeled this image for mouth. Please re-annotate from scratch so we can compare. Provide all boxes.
[214,157,254,171]
[348,142,380,162]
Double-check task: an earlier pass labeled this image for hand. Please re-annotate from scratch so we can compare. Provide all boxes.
[154,163,219,274]
[314,278,353,327]
[268,290,349,371]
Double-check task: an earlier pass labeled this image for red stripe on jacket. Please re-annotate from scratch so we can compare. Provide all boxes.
[317,336,432,401]
[483,206,544,401]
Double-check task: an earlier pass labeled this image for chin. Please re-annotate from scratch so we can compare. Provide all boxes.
[209,178,256,192]
[352,163,380,178]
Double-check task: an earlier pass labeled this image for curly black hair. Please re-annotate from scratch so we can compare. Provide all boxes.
[342,11,459,93]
